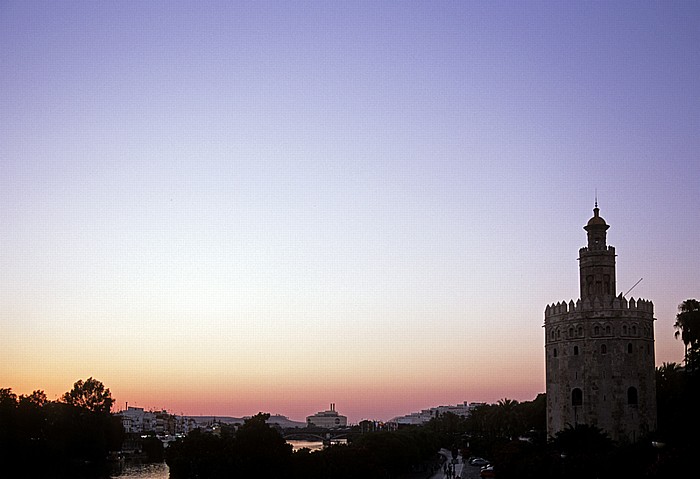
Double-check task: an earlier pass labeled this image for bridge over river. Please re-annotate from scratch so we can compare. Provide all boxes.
[281,426,357,446]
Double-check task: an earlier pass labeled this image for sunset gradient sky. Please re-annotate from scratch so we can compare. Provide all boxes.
[2,1,699,422]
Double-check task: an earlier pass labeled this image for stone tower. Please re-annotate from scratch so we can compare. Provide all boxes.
[544,205,656,443]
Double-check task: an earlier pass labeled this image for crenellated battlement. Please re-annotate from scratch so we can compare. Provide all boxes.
[544,296,653,318]
[579,245,615,255]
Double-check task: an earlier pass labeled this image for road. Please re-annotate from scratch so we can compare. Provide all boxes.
[428,450,484,479]
[459,461,483,479]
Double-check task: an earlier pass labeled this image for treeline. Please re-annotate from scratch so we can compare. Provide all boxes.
[163,395,548,479]
[167,412,442,479]
[166,372,700,479]
[454,367,700,479]
[0,378,123,478]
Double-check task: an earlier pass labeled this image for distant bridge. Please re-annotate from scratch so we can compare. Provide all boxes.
[282,427,355,445]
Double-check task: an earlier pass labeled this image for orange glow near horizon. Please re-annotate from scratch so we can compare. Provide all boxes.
[4,339,549,423]
[2,301,683,423]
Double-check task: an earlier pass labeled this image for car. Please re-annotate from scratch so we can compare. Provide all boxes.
[480,465,495,478]
[469,457,489,467]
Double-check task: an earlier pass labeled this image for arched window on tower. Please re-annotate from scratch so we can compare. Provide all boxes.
[623,325,628,335]
[601,344,607,354]
[569,327,574,338]
[578,326,583,337]
[632,325,637,336]
[628,343,633,354]
[594,325,600,336]
[605,325,611,335]
[572,388,583,406]
[574,346,579,356]
[551,330,555,341]
[627,387,638,406]
[553,348,558,358]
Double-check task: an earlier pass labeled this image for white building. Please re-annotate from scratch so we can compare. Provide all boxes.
[117,406,197,435]
[391,401,484,426]
[306,403,347,428]
[119,406,147,433]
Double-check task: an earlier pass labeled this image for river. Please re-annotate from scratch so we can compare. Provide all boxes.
[287,439,325,452]
[110,440,326,478]
[111,463,169,479]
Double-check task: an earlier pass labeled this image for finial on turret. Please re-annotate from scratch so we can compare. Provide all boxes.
[585,198,608,229]
[595,189,598,209]
[593,190,600,217]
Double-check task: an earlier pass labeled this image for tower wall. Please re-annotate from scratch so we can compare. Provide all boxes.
[544,297,656,442]
[579,245,617,299]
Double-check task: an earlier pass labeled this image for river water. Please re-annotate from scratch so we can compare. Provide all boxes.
[110,440,325,478]
[287,439,325,452]
[111,463,169,479]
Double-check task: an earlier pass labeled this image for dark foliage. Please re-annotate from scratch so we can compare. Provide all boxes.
[167,413,444,479]
[61,377,114,414]
[0,380,123,478]
[674,299,700,368]
[167,413,292,478]
[141,435,166,462]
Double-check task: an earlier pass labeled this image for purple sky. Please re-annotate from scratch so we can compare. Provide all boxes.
[1,1,699,421]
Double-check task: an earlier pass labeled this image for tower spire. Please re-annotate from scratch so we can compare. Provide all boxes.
[581,205,614,298]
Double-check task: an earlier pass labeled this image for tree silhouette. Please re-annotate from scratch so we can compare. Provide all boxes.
[492,398,523,439]
[233,412,292,475]
[19,390,47,408]
[168,413,293,478]
[61,377,114,414]
[674,299,700,367]
[1,380,123,478]
[551,424,614,479]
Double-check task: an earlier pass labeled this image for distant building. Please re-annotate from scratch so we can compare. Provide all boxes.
[119,406,147,433]
[266,415,306,429]
[306,403,347,428]
[116,406,197,436]
[390,401,483,426]
[544,205,656,443]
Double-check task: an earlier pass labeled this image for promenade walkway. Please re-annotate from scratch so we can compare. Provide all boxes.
[429,449,464,479]
[428,449,483,479]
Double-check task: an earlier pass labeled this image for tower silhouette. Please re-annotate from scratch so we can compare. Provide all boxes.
[544,206,656,442]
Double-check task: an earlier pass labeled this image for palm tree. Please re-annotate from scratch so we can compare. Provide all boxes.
[657,361,681,377]
[492,398,522,439]
[673,299,700,366]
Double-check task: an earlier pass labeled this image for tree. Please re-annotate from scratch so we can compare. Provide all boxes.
[0,388,18,409]
[168,413,293,479]
[655,362,688,440]
[1,380,123,477]
[551,424,614,479]
[61,377,114,414]
[519,393,546,436]
[19,390,47,408]
[673,299,700,368]
[492,398,523,439]
[233,413,292,475]
[0,388,19,462]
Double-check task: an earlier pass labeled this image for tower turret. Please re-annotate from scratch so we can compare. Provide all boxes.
[579,204,616,300]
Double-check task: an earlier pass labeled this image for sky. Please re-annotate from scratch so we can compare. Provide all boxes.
[1,1,699,423]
